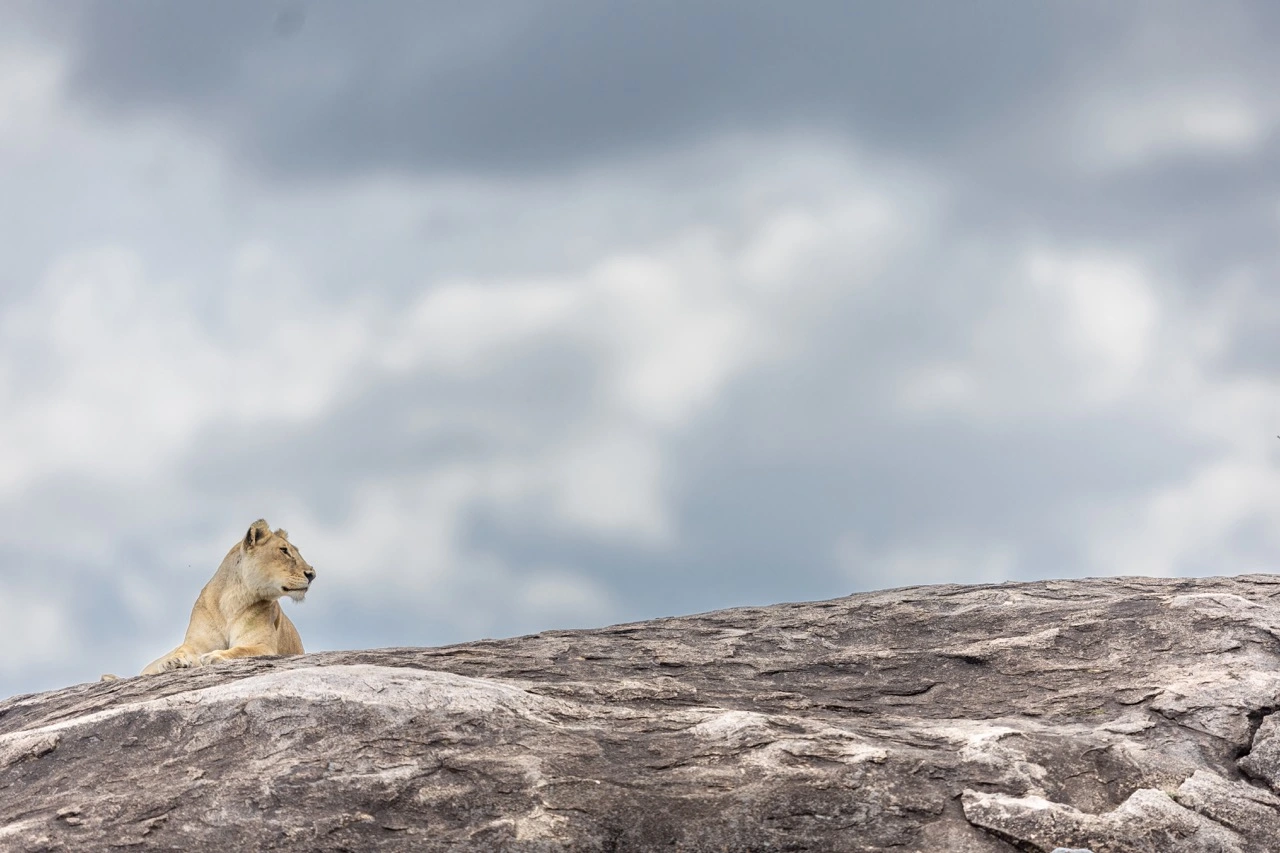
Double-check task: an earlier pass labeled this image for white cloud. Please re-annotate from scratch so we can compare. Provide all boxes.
[887,237,1280,584]
[0,243,374,497]
[0,584,77,676]
[0,43,61,150]
[896,363,979,415]
[834,533,1018,589]
[0,246,209,491]
[383,279,578,374]
[1092,91,1265,167]
[588,243,758,429]
[1080,369,1280,578]
[295,472,482,596]
[1026,248,1159,402]
[379,188,907,435]
[540,428,671,541]
[893,246,1162,420]
[518,570,617,628]
[283,482,619,642]
[739,195,902,294]
[325,164,919,546]
[1064,68,1275,174]
[1085,455,1280,579]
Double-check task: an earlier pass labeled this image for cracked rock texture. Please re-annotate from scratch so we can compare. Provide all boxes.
[5,575,1280,851]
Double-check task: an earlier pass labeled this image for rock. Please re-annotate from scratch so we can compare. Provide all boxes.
[1239,713,1280,790]
[4,574,1280,851]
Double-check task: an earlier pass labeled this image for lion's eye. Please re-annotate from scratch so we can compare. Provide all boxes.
[279,546,291,557]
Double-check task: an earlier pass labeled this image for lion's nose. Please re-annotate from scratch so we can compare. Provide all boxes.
[304,567,316,582]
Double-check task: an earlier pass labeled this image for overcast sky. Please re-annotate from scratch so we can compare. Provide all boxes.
[3,1,1280,700]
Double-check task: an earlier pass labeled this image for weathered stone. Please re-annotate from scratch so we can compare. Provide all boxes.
[1239,712,1280,790]
[4,574,1280,850]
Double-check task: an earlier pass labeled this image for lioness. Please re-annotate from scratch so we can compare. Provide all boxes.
[140,519,316,675]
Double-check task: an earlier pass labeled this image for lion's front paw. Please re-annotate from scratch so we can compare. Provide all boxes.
[198,650,232,666]
[159,654,195,672]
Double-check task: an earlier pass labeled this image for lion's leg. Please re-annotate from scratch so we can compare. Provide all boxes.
[198,643,276,666]
[140,644,201,676]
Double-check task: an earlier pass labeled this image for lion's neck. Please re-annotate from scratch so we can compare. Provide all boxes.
[209,547,282,620]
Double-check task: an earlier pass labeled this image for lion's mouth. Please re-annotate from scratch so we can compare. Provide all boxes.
[282,585,309,593]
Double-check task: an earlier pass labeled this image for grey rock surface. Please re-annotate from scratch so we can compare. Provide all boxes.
[5,574,1280,851]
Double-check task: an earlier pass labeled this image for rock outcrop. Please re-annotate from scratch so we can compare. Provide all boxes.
[5,574,1280,851]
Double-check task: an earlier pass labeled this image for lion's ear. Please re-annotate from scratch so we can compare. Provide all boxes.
[244,519,272,549]
[274,528,289,541]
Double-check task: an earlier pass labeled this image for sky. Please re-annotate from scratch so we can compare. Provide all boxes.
[3,1,1280,699]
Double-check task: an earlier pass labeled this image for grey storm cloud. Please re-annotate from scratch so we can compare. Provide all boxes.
[46,0,1280,305]
[55,0,1119,177]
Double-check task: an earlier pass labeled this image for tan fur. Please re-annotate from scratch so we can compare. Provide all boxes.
[139,519,316,675]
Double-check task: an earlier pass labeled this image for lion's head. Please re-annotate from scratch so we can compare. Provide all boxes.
[240,519,316,603]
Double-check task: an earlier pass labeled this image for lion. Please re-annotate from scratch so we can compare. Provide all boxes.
[137,519,316,676]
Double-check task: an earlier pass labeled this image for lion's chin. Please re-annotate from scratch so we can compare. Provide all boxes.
[282,585,309,603]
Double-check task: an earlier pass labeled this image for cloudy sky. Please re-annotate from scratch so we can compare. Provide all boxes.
[3,1,1280,699]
